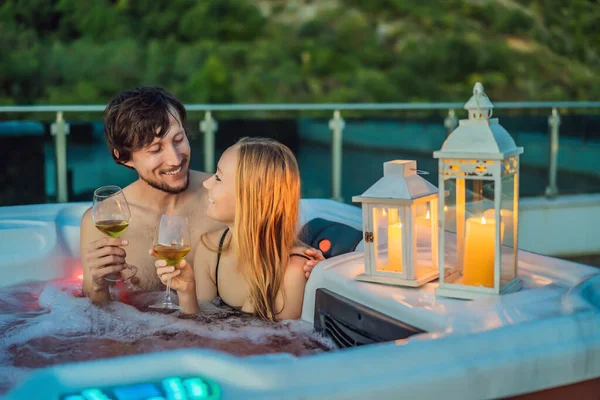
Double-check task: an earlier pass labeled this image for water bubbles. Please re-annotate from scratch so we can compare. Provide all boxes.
[0,278,336,395]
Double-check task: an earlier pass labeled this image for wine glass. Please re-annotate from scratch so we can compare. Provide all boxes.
[92,185,136,282]
[149,215,191,310]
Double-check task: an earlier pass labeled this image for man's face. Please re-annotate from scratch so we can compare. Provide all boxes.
[124,112,191,194]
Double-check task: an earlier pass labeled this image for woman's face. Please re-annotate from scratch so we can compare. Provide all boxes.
[203,146,237,224]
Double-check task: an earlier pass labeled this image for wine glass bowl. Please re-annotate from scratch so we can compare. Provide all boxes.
[92,185,135,282]
[93,185,131,237]
[153,244,191,266]
[149,215,190,311]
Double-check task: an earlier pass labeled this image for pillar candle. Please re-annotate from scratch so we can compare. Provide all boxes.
[462,216,504,288]
[388,221,403,272]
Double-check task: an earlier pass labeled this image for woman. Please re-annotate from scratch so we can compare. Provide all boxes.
[155,137,310,320]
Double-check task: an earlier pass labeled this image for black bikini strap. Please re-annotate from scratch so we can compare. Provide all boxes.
[215,228,229,293]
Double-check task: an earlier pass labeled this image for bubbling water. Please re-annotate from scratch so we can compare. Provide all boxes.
[0,278,335,395]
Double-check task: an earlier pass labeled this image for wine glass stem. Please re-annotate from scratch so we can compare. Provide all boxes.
[164,274,173,305]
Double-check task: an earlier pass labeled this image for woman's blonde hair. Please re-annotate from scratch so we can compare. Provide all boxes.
[233,137,300,321]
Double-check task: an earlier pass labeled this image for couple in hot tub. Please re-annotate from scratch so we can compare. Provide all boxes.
[80,87,323,321]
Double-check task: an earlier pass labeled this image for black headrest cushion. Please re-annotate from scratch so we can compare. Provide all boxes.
[299,218,363,259]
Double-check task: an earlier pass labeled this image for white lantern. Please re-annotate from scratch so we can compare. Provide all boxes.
[353,160,439,287]
[434,82,523,300]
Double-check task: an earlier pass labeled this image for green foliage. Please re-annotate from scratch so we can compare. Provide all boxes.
[0,0,599,107]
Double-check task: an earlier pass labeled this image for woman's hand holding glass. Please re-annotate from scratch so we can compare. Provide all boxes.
[149,215,190,311]
[154,258,195,294]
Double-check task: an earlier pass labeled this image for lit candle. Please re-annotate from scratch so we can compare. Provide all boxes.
[416,210,431,226]
[462,216,504,288]
[388,221,403,272]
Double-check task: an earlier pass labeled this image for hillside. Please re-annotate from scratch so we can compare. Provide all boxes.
[0,0,598,107]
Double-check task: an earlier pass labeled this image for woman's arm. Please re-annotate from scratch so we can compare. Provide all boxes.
[240,258,307,319]
[274,256,309,320]
[191,242,218,304]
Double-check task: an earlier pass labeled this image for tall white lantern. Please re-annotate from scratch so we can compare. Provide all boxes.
[353,160,439,287]
[435,82,523,300]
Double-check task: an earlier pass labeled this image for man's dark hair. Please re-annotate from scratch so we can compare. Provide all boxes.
[104,87,188,164]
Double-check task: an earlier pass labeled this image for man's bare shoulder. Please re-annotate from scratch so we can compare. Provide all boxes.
[119,180,140,195]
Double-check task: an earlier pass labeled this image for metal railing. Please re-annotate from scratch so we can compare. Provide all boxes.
[2,101,600,203]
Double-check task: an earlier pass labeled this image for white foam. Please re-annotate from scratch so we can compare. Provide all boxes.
[0,279,336,395]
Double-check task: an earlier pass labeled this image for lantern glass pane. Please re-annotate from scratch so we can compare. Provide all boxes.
[500,174,517,283]
[445,175,499,288]
[372,206,404,273]
[415,199,435,270]
[442,178,459,277]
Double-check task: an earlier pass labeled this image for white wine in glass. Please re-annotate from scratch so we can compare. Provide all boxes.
[150,215,190,311]
[95,220,130,238]
[153,244,191,266]
[92,185,136,282]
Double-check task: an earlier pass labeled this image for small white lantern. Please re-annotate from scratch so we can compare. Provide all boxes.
[434,82,523,300]
[353,160,439,287]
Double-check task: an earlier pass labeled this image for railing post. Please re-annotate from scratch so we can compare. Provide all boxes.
[50,111,70,203]
[444,109,458,135]
[200,111,218,173]
[329,110,345,202]
[545,107,560,198]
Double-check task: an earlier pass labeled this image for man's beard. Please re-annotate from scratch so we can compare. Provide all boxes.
[140,166,191,194]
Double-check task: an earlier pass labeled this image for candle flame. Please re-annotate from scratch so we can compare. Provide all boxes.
[443,205,448,212]
[425,210,430,219]
[382,209,387,216]
[481,216,487,224]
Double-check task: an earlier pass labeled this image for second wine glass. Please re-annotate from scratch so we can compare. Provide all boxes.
[92,185,136,282]
[149,214,191,310]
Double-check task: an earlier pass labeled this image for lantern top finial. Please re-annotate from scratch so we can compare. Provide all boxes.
[464,82,494,120]
[473,82,484,96]
[433,82,523,160]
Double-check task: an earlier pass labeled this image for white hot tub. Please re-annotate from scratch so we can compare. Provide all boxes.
[1,200,599,400]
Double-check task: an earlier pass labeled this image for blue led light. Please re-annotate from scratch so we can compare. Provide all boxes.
[63,376,220,400]
[113,383,162,400]
[81,389,111,400]
[183,378,211,399]
[162,377,187,400]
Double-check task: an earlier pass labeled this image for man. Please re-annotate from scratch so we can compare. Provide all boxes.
[81,87,322,304]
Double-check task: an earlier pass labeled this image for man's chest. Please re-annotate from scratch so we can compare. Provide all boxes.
[120,208,220,290]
